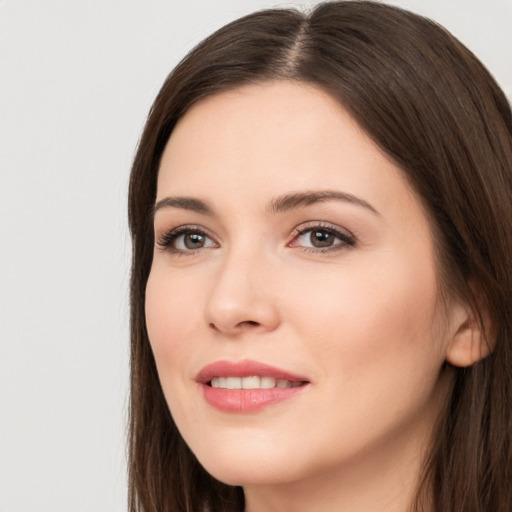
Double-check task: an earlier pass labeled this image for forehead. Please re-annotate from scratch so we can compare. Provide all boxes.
[157,80,417,218]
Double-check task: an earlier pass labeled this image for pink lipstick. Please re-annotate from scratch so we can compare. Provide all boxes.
[197,360,309,413]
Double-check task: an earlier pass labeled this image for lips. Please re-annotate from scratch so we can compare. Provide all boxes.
[196,360,310,412]
[197,359,308,384]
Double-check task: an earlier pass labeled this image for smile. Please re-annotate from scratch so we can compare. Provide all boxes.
[197,360,310,412]
[210,376,304,389]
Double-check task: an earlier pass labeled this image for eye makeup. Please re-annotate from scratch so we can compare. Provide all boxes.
[156,224,219,255]
[155,220,357,257]
[289,221,357,253]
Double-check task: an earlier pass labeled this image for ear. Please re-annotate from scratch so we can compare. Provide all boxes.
[445,302,493,368]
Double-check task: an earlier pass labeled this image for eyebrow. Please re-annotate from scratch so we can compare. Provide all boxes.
[153,190,379,217]
[153,196,213,216]
[268,190,379,215]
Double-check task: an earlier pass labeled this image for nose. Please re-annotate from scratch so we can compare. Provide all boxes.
[205,249,280,336]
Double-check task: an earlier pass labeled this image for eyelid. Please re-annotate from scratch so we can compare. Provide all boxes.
[156,224,219,253]
[288,221,357,251]
[155,221,356,255]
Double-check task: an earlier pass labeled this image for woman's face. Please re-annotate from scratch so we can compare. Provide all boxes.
[146,81,458,489]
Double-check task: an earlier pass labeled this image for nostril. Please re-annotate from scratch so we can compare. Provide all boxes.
[208,319,263,332]
[236,320,260,329]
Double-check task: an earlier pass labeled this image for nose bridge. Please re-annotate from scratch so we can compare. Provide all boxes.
[205,239,279,334]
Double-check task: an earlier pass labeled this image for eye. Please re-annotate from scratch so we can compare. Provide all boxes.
[157,226,218,254]
[290,223,356,252]
[175,231,216,250]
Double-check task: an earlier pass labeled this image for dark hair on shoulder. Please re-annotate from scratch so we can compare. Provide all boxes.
[128,2,512,511]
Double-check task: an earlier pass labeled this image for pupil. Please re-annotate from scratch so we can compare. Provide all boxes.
[184,233,204,249]
[311,230,333,247]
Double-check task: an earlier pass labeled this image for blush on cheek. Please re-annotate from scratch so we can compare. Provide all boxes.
[145,270,208,389]
[286,258,440,367]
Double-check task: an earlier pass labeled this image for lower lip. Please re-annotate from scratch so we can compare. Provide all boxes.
[202,384,307,413]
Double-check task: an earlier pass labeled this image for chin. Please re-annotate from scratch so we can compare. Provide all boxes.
[202,461,300,487]
[192,439,309,487]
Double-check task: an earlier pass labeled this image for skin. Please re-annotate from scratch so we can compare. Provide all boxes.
[145,81,476,512]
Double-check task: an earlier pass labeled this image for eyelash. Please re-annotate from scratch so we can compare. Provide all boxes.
[156,222,357,255]
[290,222,357,253]
[156,224,216,255]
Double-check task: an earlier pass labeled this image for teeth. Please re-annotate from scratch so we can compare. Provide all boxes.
[210,376,300,389]
[242,376,260,389]
[226,377,241,389]
[260,376,276,388]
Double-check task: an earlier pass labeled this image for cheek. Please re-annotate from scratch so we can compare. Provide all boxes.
[145,267,203,374]
[277,255,447,459]
[284,252,443,384]
[144,266,212,434]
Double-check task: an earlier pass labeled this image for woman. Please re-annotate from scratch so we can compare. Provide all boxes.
[128,2,512,511]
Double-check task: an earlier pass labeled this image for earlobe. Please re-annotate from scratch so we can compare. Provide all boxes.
[445,306,493,367]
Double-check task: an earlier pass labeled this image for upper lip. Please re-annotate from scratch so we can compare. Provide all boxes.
[196,359,309,384]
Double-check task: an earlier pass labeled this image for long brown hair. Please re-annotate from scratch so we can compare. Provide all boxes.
[127,2,512,511]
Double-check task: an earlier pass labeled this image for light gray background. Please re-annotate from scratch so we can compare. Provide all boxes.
[1,1,511,511]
